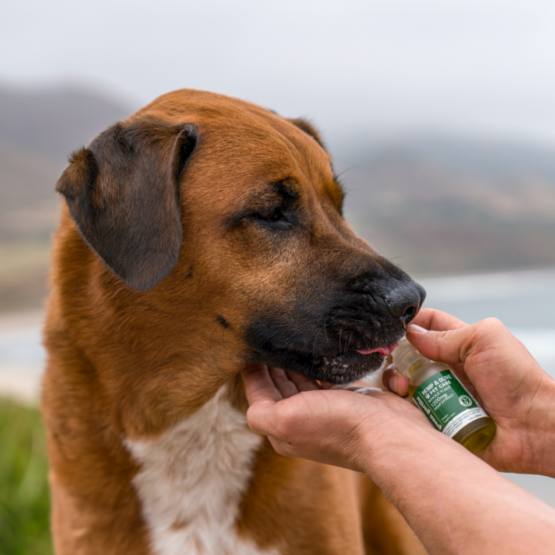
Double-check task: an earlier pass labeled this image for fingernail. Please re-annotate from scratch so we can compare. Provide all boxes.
[390,375,398,392]
[408,324,428,334]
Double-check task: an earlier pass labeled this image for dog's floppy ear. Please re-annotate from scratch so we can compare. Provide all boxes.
[288,118,327,151]
[56,116,198,291]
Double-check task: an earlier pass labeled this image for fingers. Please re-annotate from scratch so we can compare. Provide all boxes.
[412,308,466,332]
[382,366,409,397]
[242,365,320,438]
[407,319,489,366]
[242,364,283,406]
[269,367,301,399]
[286,370,322,392]
[242,364,284,436]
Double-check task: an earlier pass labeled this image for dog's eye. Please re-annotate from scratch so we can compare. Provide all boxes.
[256,208,283,222]
[252,207,291,229]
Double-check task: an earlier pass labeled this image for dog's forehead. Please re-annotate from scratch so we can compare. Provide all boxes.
[202,121,339,213]
[142,89,342,208]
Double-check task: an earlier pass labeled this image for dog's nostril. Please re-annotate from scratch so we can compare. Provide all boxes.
[386,281,425,323]
[401,305,416,323]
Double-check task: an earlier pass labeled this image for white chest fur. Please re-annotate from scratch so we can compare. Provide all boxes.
[125,387,279,555]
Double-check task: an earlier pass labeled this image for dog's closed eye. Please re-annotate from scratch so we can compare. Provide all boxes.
[252,207,292,230]
[256,207,284,222]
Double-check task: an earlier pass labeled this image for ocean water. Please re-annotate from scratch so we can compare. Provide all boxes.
[1,267,555,507]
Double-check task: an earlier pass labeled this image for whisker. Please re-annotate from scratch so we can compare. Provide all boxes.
[338,326,343,356]
[346,331,354,353]
[312,326,324,356]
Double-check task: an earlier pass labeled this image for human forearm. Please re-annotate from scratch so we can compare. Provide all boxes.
[362,424,555,555]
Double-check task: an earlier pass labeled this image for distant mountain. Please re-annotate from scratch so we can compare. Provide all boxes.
[0,83,133,243]
[342,157,555,276]
[0,82,133,160]
[332,132,555,182]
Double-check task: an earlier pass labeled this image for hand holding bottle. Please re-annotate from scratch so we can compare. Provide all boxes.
[391,337,496,453]
[385,309,555,477]
[243,309,555,554]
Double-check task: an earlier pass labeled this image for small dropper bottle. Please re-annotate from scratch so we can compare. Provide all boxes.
[392,338,496,454]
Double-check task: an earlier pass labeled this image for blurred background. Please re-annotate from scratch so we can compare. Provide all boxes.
[1,0,555,552]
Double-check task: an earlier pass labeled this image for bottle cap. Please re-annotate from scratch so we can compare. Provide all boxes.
[391,338,428,377]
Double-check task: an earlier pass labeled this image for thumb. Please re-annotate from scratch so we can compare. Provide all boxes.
[406,323,474,366]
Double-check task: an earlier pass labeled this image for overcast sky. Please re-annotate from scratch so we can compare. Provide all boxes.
[2,0,555,145]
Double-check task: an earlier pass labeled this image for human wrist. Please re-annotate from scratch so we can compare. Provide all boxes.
[357,413,450,487]
[522,374,555,477]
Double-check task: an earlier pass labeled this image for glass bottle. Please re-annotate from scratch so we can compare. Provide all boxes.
[391,338,496,454]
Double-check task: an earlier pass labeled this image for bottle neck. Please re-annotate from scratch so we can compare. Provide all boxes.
[407,358,447,386]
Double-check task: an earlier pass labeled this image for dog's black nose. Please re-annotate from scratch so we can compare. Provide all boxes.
[386,282,426,325]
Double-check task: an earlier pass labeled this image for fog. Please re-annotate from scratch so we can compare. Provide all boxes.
[2,0,555,147]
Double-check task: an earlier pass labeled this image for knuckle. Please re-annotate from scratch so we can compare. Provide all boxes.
[466,318,508,360]
[481,317,504,332]
[434,329,449,343]
[477,318,509,343]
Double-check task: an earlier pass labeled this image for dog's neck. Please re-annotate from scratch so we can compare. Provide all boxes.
[66,283,251,438]
[124,383,277,555]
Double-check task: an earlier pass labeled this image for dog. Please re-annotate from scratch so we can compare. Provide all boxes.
[42,89,427,555]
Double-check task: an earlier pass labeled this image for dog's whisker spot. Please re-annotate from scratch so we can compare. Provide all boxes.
[216,315,230,329]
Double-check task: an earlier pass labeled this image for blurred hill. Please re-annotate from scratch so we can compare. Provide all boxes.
[0,83,132,310]
[340,155,555,276]
[1,82,555,311]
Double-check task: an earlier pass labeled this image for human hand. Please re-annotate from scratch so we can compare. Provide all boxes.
[384,309,555,477]
[242,364,447,474]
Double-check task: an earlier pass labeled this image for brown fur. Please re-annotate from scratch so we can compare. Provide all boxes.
[43,89,426,554]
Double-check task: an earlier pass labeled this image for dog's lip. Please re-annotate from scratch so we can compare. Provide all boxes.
[356,343,398,357]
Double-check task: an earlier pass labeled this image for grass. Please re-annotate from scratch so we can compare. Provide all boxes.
[0,398,53,555]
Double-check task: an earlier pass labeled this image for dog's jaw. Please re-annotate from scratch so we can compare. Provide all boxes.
[245,317,405,384]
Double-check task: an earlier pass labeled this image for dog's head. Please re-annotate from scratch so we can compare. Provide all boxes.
[56,90,424,385]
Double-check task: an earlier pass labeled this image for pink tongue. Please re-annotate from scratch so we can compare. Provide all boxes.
[356,343,398,357]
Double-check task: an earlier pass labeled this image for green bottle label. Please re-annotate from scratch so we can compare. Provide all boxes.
[412,370,488,438]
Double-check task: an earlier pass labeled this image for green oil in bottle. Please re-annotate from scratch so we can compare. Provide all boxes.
[392,339,496,454]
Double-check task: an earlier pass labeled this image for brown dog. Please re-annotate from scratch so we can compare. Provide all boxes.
[43,89,427,555]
